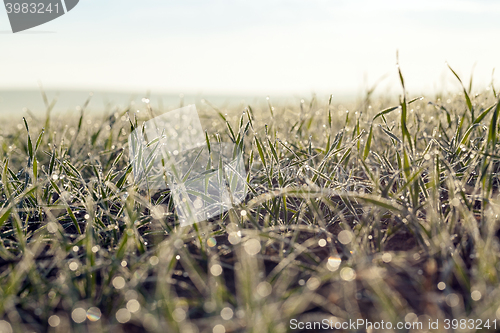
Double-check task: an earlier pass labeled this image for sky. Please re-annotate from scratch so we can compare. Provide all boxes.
[1,0,500,98]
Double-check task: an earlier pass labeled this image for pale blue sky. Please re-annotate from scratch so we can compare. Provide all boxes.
[1,0,499,97]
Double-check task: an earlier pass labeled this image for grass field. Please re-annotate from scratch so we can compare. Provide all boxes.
[1,67,500,333]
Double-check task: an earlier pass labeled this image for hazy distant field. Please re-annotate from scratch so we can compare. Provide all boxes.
[0,90,308,116]
[1,68,500,333]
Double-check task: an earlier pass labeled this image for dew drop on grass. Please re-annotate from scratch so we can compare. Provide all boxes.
[207,238,217,248]
[86,307,102,322]
[69,262,79,271]
[327,256,341,271]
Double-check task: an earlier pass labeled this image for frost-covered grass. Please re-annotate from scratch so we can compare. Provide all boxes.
[1,67,500,332]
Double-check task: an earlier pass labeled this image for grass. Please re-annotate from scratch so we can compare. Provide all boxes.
[1,67,500,333]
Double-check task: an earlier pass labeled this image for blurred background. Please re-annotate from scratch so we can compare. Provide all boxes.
[0,0,499,114]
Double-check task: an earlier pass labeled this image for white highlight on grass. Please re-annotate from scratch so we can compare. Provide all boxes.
[446,293,460,307]
[127,299,141,313]
[210,264,222,276]
[143,314,159,330]
[256,281,272,298]
[213,324,226,333]
[0,321,12,333]
[306,277,320,290]
[149,256,159,266]
[48,315,60,327]
[174,239,184,249]
[471,290,482,301]
[71,308,87,323]
[112,276,126,289]
[228,231,242,245]
[338,230,353,245]
[382,252,392,263]
[340,267,356,281]
[116,308,131,323]
[151,206,165,220]
[172,308,186,322]
[47,222,58,233]
[244,238,261,255]
[404,312,418,323]
[220,307,234,320]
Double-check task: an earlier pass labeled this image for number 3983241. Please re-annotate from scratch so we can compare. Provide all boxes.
[5,3,60,14]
